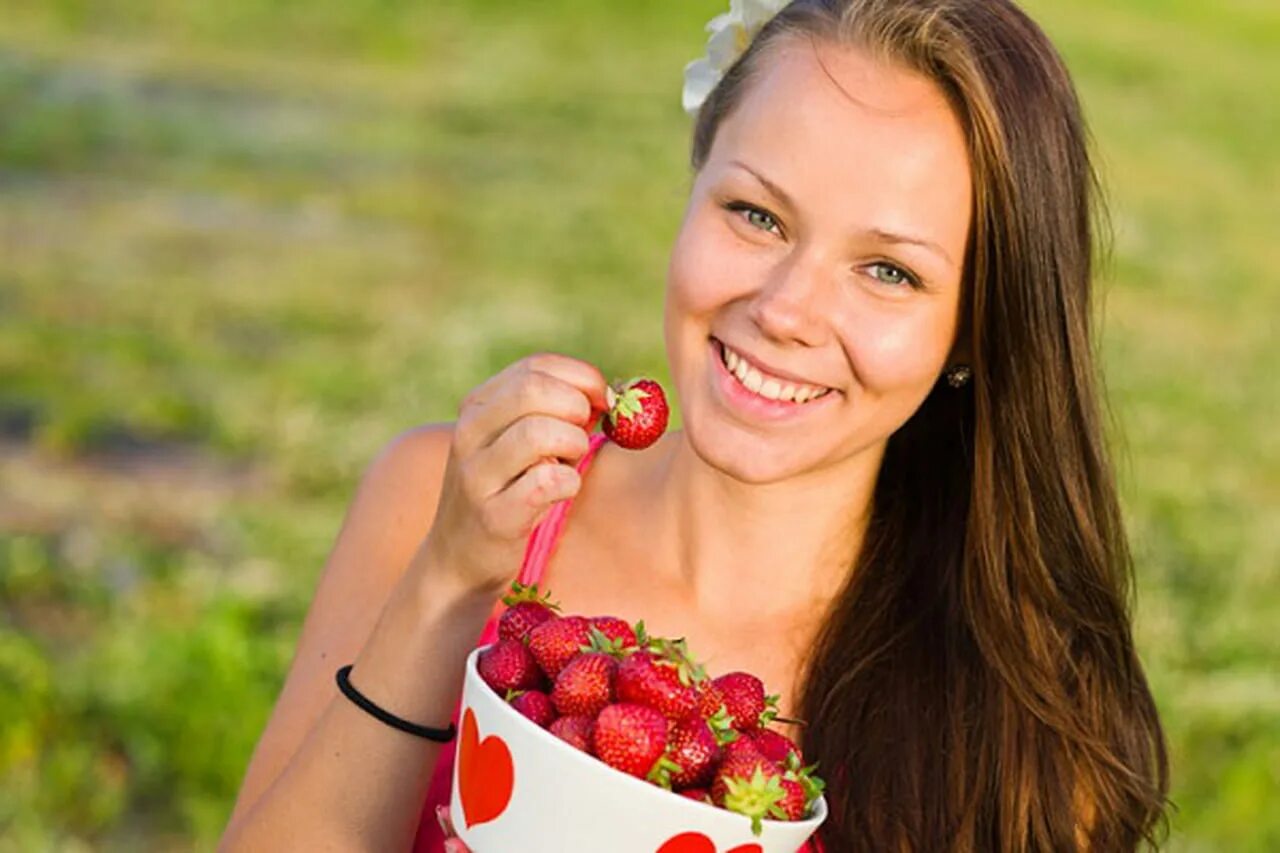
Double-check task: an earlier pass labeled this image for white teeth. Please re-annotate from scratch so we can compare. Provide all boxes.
[718,340,830,404]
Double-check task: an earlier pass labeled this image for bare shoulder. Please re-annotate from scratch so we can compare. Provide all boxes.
[353,421,456,541]
[301,417,461,656]
[224,421,457,830]
[370,420,456,484]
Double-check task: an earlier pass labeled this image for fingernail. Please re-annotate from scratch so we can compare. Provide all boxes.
[444,841,464,853]
[435,805,449,835]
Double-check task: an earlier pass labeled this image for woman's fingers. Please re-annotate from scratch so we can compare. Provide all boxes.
[435,805,471,851]
[454,354,607,457]
[524,350,609,414]
[483,460,583,540]
[435,805,455,837]
[479,414,592,496]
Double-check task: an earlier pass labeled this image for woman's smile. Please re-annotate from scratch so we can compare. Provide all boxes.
[708,336,841,423]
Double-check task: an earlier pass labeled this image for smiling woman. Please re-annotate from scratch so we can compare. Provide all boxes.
[679,0,1170,848]
[669,36,972,483]
[222,1,1168,851]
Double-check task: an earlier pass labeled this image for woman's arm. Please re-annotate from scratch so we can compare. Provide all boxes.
[221,352,607,850]
[220,423,491,851]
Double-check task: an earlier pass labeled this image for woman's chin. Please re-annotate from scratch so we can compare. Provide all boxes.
[681,410,814,484]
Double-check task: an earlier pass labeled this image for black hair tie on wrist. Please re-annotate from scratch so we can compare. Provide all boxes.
[335,664,457,743]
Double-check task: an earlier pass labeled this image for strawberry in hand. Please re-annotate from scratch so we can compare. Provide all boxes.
[603,377,669,450]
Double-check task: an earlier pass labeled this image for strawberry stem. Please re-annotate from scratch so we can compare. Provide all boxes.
[501,581,561,611]
[723,767,786,836]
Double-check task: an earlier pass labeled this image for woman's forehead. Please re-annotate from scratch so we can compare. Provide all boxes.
[706,38,972,252]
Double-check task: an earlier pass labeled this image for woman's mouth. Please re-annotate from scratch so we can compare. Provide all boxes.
[713,338,834,403]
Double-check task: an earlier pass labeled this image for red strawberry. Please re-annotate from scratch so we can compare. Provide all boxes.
[713,748,786,835]
[592,703,672,780]
[721,736,765,763]
[551,652,617,718]
[679,787,713,804]
[498,582,560,643]
[616,640,705,720]
[773,777,808,821]
[696,679,727,720]
[663,715,723,789]
[507,689,557,727]
[527,615,593,679]
[748,727,803,767]
[589,615,638,649]
[711,740,776,806]
[477,639,544,694]
[773,758,824,819]
[712,672,779,731]
[549,714,596,753]
[602,378,669,450]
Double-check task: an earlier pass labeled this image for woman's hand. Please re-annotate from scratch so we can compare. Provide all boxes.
[416,352,609,599]
[435,805,472,853]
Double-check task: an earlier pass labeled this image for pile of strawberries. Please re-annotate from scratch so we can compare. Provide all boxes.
[477,582,825,835]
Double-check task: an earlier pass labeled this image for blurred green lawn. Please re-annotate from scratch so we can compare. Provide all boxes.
[1,0,1276,849]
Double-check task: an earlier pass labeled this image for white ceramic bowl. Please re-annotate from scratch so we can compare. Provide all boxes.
[451,644,827,853]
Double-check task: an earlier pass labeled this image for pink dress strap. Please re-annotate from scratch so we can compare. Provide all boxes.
[412,432,608,852]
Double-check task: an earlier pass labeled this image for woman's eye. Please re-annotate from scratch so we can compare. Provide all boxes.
[867,261,921,289]
[725,202,781,236]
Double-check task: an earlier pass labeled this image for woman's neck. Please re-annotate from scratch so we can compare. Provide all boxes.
[641,428,881,632]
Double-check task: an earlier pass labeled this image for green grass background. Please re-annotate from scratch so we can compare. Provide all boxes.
[0,0,1276,849]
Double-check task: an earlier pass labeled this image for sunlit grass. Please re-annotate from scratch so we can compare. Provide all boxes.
[1,0,1276,848]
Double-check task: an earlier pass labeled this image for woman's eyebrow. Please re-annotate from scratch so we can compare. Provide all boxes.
[730,159,797,211]
[865,227,956,267]
[728,159,956,268]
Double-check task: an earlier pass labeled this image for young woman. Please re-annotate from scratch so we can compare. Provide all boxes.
[221,1,1169,850]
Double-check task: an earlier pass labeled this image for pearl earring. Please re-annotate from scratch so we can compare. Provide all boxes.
[945,364,972,388]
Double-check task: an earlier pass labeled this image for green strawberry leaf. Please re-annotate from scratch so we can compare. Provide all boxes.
[707,705,739,744]
[723,767,786,837]
[758,693,782,727]
[500,581,562,610]
[647,755,684,790]
[585,626,627,658]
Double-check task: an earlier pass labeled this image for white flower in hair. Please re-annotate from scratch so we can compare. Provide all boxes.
[682,0,792,115]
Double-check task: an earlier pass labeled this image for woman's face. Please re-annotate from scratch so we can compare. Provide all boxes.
[665,38,973,483]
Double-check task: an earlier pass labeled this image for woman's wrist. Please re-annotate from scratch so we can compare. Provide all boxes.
[344,553,496,731]
[404,540,501,625]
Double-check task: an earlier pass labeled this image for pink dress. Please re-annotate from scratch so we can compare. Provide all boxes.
[410,431,826,853]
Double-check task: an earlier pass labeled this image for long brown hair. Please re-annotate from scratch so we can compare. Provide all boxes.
[690,1,1169,848]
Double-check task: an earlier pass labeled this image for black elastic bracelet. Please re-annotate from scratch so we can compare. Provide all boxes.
[335,665,457,743]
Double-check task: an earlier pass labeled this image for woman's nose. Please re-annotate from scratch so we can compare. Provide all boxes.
[746,251,832,348]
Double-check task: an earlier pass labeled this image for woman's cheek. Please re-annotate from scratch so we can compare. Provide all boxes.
[668,217,755,313]
[840,304,954,395]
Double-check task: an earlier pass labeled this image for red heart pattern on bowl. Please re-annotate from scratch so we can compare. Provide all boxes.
[457,706,514,829]
[656,830,764,853]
